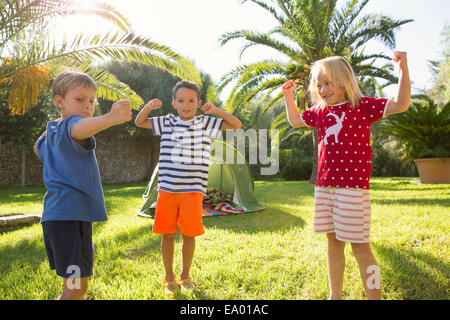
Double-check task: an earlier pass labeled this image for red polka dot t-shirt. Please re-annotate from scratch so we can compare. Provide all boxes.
[300,97,390,190]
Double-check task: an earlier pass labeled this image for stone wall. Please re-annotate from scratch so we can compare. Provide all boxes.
[0,142,43,186]
[0,131,160,186]
[94,131,160,184]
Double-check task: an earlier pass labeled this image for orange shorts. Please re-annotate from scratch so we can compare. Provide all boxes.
[153,190,204,237]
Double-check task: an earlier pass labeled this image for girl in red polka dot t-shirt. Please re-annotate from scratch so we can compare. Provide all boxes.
[282,53,410,300]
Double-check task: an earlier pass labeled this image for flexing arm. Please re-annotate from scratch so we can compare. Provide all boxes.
[282,80,306,128]
[134,98,163,129]
[201,102,242,130]
[71,100,132,140]
[386,51,411,116]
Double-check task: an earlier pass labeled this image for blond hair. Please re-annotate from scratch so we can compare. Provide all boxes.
[52,71,98,98]
[308,56,362,108]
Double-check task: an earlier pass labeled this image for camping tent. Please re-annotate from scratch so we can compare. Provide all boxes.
[137,140,265,218]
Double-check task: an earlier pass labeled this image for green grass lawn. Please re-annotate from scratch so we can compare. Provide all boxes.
[0,178,449,300]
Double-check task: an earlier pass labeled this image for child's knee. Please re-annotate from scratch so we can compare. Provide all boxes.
[351,243,373,258]
[327,233,346,248]
[163,233,177,241]
[182,234,195,241]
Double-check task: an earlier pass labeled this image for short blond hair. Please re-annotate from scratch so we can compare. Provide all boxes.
[52,71,98,98]
[308,56,362,108]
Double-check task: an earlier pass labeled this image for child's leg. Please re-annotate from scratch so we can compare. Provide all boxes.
[351,243,381,300]
[58,277,89,300]
[327,233,346,300]
[180,235,195,281]
[178,192,203,282]
[161,233,177,282]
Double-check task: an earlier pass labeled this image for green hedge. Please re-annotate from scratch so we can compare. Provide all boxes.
[279,149,312,181]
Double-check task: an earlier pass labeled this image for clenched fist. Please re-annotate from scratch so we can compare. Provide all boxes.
[282,80,297,96]
[108,99,132,125]
[200,102,219,115]
[144,98,163,110]
[393,51,408,69]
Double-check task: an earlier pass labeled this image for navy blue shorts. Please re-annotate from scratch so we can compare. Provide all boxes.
[42,221,94,279]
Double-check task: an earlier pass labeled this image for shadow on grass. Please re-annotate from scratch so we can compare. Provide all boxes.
[126,180,311,235]
[102,182,147,195]
[370,181,450,192]
[172,287,217,300]
[202,206,306,234]
[374,243,449,299]
[0,237,47,276]
[95,223,161,260]
[372,198,450,207]
[0,186,46,207]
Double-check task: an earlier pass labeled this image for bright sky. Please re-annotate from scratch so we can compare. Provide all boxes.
[66,0,449,100]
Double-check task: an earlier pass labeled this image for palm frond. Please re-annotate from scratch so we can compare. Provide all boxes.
[1,0,130,47]
[220,29,299,59]
[1,30,201,113]
[347,14,413,50]
[1,0,204,114]
[241,0,287,25]
[217,60,287,112]
[271,109,312,144]
[330,0,369,49]
[65,61,144,110]
[1,62,51,115]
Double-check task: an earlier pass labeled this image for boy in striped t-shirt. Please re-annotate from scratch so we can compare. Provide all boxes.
[135,80,242,294]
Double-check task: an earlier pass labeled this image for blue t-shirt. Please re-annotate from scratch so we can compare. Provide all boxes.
[36,115,108,223]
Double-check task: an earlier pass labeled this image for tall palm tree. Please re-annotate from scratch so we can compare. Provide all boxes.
[217,0,412,183]
[0,0,201,115]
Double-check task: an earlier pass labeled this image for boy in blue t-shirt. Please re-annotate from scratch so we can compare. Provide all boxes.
[34,71,132,300]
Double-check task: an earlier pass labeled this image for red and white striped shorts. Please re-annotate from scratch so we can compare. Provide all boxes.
[313,186,371,243]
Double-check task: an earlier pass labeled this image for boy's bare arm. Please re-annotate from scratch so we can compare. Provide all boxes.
[34,130,47,156]
[282,80,306,128]
[135,98,163,129]
[71,100,132,140]
[200,102,242,130]
[386,51,411,116]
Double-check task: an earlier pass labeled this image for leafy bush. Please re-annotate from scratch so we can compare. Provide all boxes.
[383,99,450,164]
[0,90,57,148]
[372,142,417,176]
[279,149,312,181]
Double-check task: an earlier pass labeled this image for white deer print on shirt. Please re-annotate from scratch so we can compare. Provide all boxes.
[324,112,345,145]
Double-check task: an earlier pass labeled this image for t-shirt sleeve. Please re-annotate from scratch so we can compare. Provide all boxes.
[203,115,224,139]
[65,116,95,152]
[36,135,46,162]
[300,105,319,127]
[151,116,167,136]
[362,97,390,124]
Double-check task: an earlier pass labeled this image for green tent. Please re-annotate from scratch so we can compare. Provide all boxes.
[137,140,265,218]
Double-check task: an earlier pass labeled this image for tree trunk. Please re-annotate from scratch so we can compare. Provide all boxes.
[21,146,26,187]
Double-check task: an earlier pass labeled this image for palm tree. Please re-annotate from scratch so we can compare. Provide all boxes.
[217,0,412,183]
[0,0,201,115]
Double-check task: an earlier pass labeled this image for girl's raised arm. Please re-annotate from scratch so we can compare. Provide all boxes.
[386,51,411,116]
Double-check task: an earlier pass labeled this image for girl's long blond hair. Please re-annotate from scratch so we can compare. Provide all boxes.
[308,56,362,108]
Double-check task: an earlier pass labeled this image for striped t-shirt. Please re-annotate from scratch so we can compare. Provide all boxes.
[152,114,224,194]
